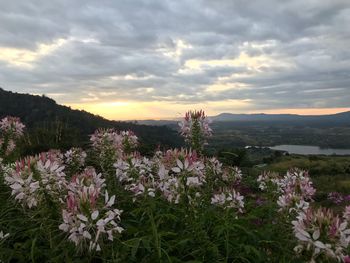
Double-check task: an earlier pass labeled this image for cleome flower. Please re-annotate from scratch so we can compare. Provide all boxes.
[68,167,106,197]
[4,159,39,208]
[278,169,316,199]
[90,129,138,156]
[207,157,223,175]
[328,192,346,205]
[0,116,25,138]
[90,129,139,174]
[221,166,242,185]
[0,116,25,157]
[292,207,350,262]
[179,110,212,153]
[4,153,66,208]
[36,153,67,198]
[257,171,280,191]
[258,168,316,214]
[156,149,206,203]
[59,168,123,252]
[157,164,181,203]
[344,206,350,222]
[171,158,205,186]
[64,148,87,169]
[0,230,10,240]
[179,110,212,138]
[115,154,156,198]
[211,187,244,213]
[277,169,316,213]
[155,148,199,170]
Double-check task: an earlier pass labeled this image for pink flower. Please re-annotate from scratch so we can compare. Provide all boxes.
[343,255,350,263]
[64,148,87,168]
[114,155,156,199]
[292,207,350,262]
[0,116,25,137]
[60,171,123,252]
[343,206,350,222]
[328,192,345,205]
[178,110,212,152]
[90,129,138,156]
[211,188,244,213]
[4,153,66,208]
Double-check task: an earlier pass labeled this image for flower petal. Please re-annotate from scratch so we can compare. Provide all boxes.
[91,210,99,220]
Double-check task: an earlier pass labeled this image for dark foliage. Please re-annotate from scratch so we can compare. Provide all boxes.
[0,88,183,154]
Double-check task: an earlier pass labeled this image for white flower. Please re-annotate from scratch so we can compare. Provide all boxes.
[292,208,350,262]
[91,211,99,220]
[211,189,244,213]
[186,177,201,187]
[0,230,10,239]
[59,176,123,253]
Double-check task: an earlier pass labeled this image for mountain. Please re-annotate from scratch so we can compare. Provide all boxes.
[0,88,182,153]
[212,112,350,123]
[212,113,300,122]
[133,111,350,127]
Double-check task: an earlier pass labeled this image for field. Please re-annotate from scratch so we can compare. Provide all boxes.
[1,113,350,263]
[208,121,350,150]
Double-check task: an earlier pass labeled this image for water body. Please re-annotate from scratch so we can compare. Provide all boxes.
[269,145,350,155]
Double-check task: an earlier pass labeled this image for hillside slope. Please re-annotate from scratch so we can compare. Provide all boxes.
[0,88,182,151]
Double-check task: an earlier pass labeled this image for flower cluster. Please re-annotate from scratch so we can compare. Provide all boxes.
[328,192,350,205]
[211,188,244,213]
[40,149,65,165]
[4,158,37,208]
[292,207,350,262]
[59,168,123,251]
[90,129,138,172]
[276,169,316,213]
[36,153,67,198]
[0,116,25,157]
[258,169,316,213]
[3,153,66,208]
[115,154,156,199]
[257,171,280,191]
[179,110,212,153]
[0,116,25,137]
[91,129,138,155]
[64,147,87,175]
[156,148,207,204]
[344,206,350,222]
[114,147,245,212]
[2,113,247,254]
[114,149,206,203]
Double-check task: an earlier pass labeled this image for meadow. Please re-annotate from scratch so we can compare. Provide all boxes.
[1,111,350,263]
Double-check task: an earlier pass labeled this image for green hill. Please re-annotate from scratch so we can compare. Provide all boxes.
[0,88,182,153]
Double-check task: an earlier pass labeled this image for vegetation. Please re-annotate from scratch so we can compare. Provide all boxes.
[161,119,350,150]
[1,108,350,262]
[0,88,183,155]
[208,121,350,150]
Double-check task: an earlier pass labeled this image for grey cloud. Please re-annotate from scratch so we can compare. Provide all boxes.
[0,0,349,111]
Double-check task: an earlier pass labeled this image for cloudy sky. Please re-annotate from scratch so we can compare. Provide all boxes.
[0,0,349,120]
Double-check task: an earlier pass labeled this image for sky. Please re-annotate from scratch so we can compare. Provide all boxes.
[0,0,349,120]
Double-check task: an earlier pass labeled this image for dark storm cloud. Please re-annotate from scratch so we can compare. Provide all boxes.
[0,0,349,110]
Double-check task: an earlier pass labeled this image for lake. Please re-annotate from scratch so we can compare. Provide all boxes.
[269,145,350,155]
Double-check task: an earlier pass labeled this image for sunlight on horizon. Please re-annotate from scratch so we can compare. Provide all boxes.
[66,99,251,120]
[65,101,350,121]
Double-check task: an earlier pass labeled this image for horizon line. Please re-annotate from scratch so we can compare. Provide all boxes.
[121,108,350,122]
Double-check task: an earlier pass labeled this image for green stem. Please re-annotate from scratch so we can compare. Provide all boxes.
[149,205,161,261]
[225,210,229,263]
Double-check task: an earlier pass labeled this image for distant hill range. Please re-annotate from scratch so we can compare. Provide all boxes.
[0,88,182,152]
[137,111,350,126]
[211,112,350,123]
